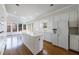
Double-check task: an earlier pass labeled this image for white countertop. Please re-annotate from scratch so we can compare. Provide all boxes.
[23,32,42,37]
[7,32,42,37]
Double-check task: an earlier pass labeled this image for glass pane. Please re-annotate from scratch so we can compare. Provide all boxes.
[23,24,26,30]
[19,24,22,31]
[7,25,11,32]
[13,24,17,32]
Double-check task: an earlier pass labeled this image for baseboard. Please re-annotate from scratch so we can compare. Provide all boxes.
[23,42,43,55]
[44,40,52,44]
[44,40,67,51]
[23,43,33,55]
[36,49,43,55]
[34,49,43,55]
[69,49,79,54]
[53,44,68,51]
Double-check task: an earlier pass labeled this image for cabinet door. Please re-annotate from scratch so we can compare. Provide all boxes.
[72,37,78,51]
[70,35,79,51]
[69,7,78,27]
[52,16,58,46]
[70,35,75,50]
[44,32,52,42]
[75,37,79,51]
[58,13,68,49]
[0,41,5,55]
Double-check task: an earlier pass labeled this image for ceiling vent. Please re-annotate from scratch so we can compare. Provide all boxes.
[16,4,20,6]
[50,4,54,6]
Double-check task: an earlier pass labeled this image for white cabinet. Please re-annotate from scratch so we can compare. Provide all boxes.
[52,33,58,46]
[69,5,79,52]
[57,13,68,49]
[0,37,6,55]
[0,5,7,55]
[70,35,79,52]
[44,32,52,43]
[51,12,68,49]
[69,6,78,27]
[22,33,43,55]
[0,17,6,55]
[52,16,58,46]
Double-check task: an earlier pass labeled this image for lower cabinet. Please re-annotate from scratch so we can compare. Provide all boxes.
[0,40,6,55]
[44,32,52,43]
[70,35,79,52]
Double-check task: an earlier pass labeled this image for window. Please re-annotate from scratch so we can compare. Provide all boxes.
[7,25,11,32]
[18,24,22,31]
[13,24,17,32]
[23,24,26,30]
[28,24,31,32]
[27,23,33,32]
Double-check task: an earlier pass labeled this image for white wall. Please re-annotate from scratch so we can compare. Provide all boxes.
[26,16,53,42]
[39,17,53,42]
[26,5,72,49]
[25,5,79,50]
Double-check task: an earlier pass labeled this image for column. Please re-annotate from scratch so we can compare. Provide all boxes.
[22,24,23,32]
[17,24,19,32]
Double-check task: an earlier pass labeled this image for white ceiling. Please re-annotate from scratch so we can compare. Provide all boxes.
[5,4,71,22]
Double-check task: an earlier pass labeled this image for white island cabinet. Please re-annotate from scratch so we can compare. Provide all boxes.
[0,4,7,55]
[22,33,43,55]
[0,33,6,55]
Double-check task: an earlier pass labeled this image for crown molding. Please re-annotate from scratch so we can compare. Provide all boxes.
[26,5,75,23]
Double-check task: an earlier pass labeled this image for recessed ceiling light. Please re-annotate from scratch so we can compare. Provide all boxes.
[14,11,16,14]
[21,17,26,19]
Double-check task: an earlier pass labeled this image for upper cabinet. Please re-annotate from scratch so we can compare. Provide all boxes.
[69,6,78,27]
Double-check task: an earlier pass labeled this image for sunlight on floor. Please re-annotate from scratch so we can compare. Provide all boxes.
[43,50,48,55]
[6,36,23,49]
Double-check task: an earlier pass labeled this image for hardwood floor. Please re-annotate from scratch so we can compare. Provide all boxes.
[3,36,32,55]
[42,41,78,55]
[3,36,78,55]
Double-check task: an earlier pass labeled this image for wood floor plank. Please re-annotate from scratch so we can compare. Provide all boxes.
[42,41,78,55]
[3,37,79,55]
[3,37,32,55]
